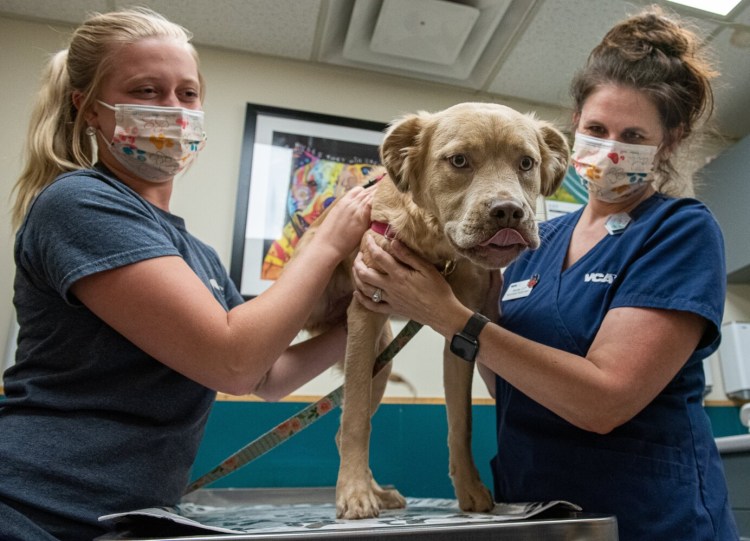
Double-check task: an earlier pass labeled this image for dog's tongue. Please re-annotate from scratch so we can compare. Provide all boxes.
[480,228,527,247]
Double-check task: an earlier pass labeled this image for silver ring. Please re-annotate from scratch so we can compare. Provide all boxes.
[371,288,382,303]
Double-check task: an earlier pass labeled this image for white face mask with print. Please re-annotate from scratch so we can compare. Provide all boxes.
[97,101,207,183]
[571,132,658,203]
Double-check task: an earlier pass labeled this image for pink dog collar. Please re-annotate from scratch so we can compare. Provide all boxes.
[370,220,396,239]
[367,173,397,239]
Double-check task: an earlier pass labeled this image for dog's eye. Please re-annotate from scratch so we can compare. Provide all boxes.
[449,154,469,169]
[519,156,535,171]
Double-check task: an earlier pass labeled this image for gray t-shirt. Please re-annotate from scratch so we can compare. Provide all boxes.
[0,166,244,540]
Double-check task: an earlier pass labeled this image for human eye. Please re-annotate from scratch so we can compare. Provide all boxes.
[584,124,606,137]
[132,86,158,98]
[182,88,200,99]
[622,131,645,144]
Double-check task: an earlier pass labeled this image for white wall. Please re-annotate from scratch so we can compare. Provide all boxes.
[1,15,748,402]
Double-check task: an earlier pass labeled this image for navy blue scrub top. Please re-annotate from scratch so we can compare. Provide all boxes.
[494,194,738,540]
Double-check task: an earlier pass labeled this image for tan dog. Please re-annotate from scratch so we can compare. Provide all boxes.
[293,102,569,519]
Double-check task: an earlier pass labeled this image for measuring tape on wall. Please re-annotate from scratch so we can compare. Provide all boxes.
[185,320,423,494]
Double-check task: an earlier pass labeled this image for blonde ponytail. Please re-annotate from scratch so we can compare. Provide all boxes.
[11,50,94,229]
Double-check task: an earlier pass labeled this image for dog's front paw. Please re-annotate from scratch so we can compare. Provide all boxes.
[455,480,494,513]
[336,479,381,519]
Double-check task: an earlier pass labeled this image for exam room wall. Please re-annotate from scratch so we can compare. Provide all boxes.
[1,15,748,404]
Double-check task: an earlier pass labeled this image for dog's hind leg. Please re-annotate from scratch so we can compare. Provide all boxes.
[335,301,392,519]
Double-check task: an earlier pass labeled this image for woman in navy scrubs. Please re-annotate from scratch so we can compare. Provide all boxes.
[354,6,738,540]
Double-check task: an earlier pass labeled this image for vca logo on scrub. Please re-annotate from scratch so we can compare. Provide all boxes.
[584,272,617,284]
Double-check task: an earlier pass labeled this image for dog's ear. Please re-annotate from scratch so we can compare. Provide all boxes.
[535,121,570,197]
[380,112,429,193]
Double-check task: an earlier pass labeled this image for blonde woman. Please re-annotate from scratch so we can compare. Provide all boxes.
[1,8,372,540]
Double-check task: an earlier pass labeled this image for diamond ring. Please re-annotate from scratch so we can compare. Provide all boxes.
[371,288,382,303]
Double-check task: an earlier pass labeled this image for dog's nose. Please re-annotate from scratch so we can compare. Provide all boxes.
[489,199,525,226]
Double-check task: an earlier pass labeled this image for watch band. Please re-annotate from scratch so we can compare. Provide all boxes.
[450,312,491,362]
[462,312,490,337]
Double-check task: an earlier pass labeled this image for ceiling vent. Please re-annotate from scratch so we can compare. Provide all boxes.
[341,0,512,80]
[368,0,479,65]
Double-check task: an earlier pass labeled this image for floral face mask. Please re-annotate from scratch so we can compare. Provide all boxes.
[571,132,658,203]
[97,101,207,183]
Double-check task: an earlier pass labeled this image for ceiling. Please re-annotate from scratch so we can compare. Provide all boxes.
[2,0,749,140]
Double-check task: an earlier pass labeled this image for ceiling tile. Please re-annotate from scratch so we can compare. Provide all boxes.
[734,0,750,22]
[117,0,322,60]
[487,0,645,106]
[487,0,722,109]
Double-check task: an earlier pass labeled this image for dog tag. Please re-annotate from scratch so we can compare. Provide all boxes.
[605,212,631,235]
[502,274,539,301]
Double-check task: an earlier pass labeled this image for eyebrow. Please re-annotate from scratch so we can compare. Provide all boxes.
[121,73,200,86]
[584,120,652,136]
[620,126,650,133]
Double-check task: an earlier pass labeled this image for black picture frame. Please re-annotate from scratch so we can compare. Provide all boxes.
[230,104,387,298]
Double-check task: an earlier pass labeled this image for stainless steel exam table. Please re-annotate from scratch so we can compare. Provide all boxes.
[97,487,618,540]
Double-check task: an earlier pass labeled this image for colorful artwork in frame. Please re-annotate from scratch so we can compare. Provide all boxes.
[543,165,589,220]
[230,104,386,298]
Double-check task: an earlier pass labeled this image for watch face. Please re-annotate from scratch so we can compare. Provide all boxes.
[450,334,478,362]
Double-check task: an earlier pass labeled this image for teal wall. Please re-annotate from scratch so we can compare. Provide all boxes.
[191,401,497,498]
[0,390,743,497]
[191,400,745,496]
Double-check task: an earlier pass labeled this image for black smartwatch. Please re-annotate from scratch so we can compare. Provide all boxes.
[450,312,491,362]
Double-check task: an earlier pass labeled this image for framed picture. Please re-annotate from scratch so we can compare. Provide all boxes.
[542,166,588,221]
[230,104,387,298]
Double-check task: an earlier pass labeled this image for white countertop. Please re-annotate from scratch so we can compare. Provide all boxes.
[716,433,750,454]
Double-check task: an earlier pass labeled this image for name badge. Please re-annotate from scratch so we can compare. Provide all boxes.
[502,274,539,301]
[605,212,631,235]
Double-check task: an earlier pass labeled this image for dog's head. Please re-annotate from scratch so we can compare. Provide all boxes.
[380,102,569,269]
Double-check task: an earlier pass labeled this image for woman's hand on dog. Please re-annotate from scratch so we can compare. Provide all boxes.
[353,236,471,336]
[314,185,374,260]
